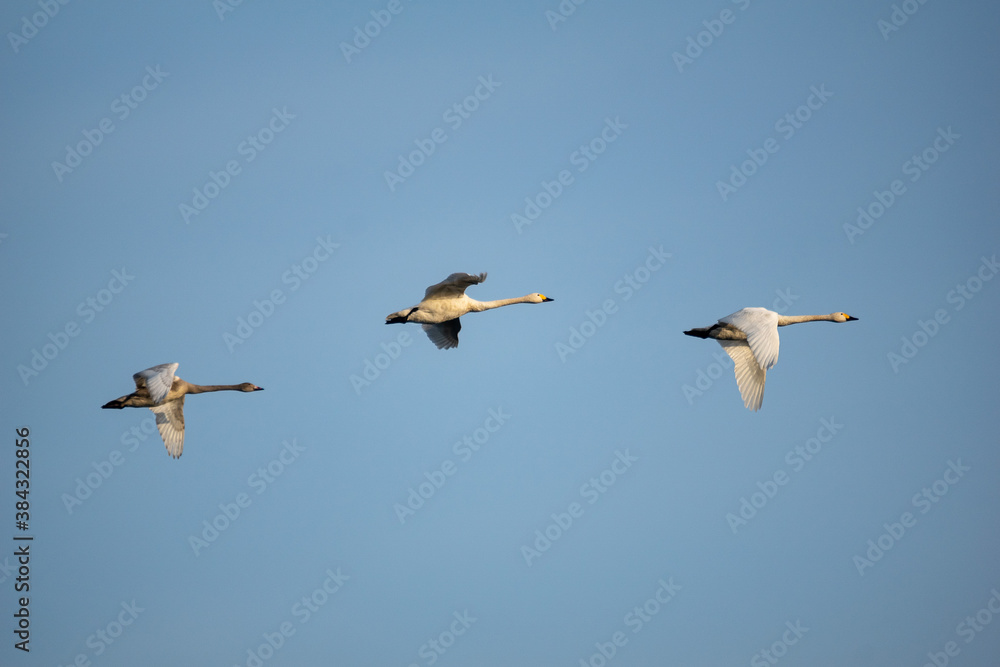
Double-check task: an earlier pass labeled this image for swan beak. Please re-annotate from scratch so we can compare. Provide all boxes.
[542,296,554,302]
[253,386,265,391]
[846,316,858,321]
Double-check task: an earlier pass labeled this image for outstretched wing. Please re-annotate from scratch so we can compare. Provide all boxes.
[422,319,462,349]
[718,340,767,411]
[719,308,779,370]
[134,363,179,404]
[423,273,487,300]
[150,397,185,458]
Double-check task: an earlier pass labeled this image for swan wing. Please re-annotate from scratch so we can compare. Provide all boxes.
[718,340,767,411]
[719,308,779,370]
[150,396,185,458]
[133,363,179,404]
[423,273,487,300]
[422,319,461,349]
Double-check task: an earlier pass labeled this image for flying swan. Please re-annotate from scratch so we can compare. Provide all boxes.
[684,308,858,411]
[386,272,553,349]
[102,363,263,458]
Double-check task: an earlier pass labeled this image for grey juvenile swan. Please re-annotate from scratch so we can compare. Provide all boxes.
[102,363,263,458]
[684,307,858,411]
[386,272,553,349]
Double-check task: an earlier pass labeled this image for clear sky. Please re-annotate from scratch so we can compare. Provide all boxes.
[2,1,999,665]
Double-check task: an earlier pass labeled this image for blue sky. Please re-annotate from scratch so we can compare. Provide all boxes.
[2,1,999,665]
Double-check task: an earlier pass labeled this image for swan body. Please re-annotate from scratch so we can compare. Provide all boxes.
[386,272,553,349]
[684,308,858,411]
[101,363,263,458]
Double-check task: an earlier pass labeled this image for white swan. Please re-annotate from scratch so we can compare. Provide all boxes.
[684,308,858,411]
[102,363,263,458]
[386,272,553,349]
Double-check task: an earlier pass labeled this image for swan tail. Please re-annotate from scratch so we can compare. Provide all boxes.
[102,392,147,409]
[386,307,418,325]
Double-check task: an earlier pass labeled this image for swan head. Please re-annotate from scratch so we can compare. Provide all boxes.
[832,312,858,323]
[240,383,264,392]
[529,293,554,303]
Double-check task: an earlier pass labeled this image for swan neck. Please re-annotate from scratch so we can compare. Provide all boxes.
[185,384,244,394]
[777,314,834,326]
[471,296,532,311]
